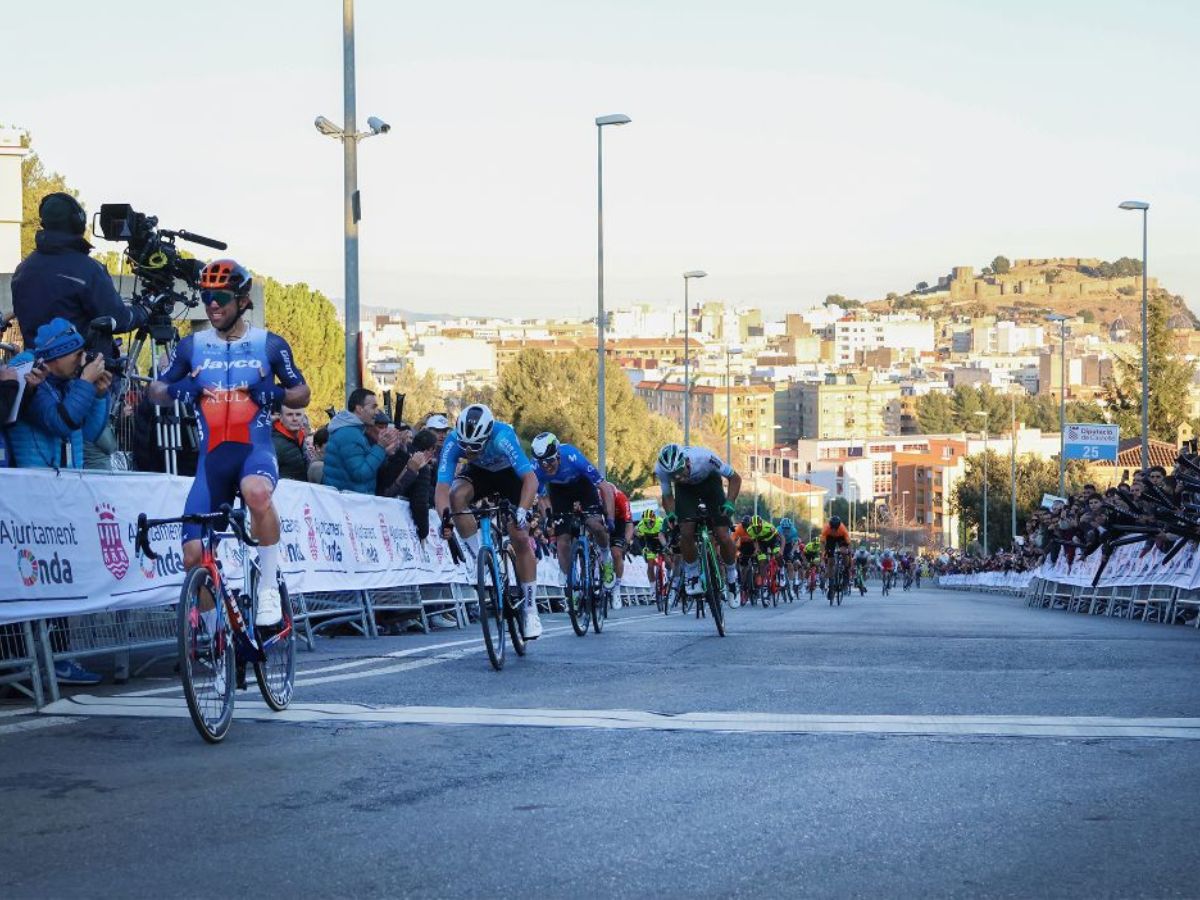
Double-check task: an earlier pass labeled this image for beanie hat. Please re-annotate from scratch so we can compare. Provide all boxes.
[34,318,85,361]
[38,192,87,235]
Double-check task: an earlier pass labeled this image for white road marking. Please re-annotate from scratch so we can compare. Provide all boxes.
[110,613,664,697]
[37,696,1200,741]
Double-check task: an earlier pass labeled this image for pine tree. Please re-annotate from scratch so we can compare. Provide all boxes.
[261,277,346,424]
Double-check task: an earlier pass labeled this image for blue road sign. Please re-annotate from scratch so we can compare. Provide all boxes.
[1063,423,1119,461]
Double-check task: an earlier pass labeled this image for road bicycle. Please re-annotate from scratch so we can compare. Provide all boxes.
[881,567,895,596]
[682,502,727,637]
[768,552,794,604]
[563,508,609,636]
[826,547,850,607]
[647,553,670,613]
[903,568,915,591]
[446,501,526,671]
[135,503,295,743]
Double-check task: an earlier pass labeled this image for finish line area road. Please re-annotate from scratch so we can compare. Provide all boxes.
[4,587,1199,898]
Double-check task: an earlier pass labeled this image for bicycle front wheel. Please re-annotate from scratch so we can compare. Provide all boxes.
[503,546,526,657]
[702,538,726,637]
[476,549,506,671]
[178,566,235,743]
[252,573,295,712]
[566,540,591,636]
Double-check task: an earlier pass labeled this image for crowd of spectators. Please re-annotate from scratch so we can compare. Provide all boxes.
[932,461,1200,579]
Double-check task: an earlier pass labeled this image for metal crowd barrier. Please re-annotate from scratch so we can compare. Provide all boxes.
[5,576,659,707]
[1024,576,1200,627]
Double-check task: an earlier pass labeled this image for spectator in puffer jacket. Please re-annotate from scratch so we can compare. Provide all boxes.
[271,404,310,481]
[8,318,111,469]
[322,388,400,493]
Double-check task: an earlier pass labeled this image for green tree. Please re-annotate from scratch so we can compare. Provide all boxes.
[991,255,1011,275]
[951,454,1087,551]
[493,349,679,492]
[1102,295,1195,443]
[9,129,79,259]
[915,391,958,433]
[261,276,346,424]
[824,294,847,306]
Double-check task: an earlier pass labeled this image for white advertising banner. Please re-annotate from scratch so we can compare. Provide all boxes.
[938,572,1035,591]
[1032,540,1200,591]
[0,469,647,626]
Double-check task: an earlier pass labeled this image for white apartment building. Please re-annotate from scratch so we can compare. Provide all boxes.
[410,335,497,381]
[832,317,935,365]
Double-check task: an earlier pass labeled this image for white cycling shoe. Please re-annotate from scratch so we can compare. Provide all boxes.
[523,604,543,640]
[256,586,283,627]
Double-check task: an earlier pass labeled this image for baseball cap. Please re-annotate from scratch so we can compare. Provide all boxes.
[425,414,451,430]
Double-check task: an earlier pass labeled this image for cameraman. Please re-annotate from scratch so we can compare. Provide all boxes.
[10,193,147,350]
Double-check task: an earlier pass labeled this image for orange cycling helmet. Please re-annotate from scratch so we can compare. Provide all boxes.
[198,259,253,296]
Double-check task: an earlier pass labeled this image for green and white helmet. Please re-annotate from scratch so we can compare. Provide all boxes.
[657,443,687,473]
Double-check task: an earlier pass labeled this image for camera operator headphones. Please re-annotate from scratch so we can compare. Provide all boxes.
[38,192,87,236]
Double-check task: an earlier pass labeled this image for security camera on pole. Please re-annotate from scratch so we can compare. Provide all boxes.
[313,0,391,395]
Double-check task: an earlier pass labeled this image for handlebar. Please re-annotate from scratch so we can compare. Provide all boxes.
[136,503,256,561]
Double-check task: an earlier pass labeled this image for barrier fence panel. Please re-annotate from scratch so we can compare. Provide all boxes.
[0,620,43,707]
[0,469,652,705]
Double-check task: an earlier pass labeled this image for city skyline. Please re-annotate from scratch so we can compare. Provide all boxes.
[3,0,1197,319]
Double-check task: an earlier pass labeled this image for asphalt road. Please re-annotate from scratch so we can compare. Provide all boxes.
[3,584,1199,899]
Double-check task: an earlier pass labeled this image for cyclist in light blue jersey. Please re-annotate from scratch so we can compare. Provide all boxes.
[435,404,542,638]
[529,432,617,589]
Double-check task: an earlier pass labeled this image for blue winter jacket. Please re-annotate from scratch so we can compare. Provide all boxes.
[322,410,387,494]
[6,352,110,469]
[11,230,147,346]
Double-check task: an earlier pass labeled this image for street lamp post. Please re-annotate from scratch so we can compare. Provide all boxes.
[974,410,989,556]
[1046,313,1068,495]
[594,113,631,478]
[1010,388,1018,546]
[725,345,743,463]
[313,0,391,395]
[682,270,707,445]
[1119,200,1150,469]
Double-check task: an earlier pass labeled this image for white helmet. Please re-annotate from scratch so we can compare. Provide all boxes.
[455,404,495,450]
[657,443,687,474]
[531,431,560,461]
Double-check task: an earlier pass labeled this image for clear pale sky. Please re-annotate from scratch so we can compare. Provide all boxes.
[3,0,1197,320]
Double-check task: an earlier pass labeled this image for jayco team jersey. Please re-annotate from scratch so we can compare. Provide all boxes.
[534,444,601,494]
[655,447,734,496]
[161,326,305,453]
[437,422,533,484]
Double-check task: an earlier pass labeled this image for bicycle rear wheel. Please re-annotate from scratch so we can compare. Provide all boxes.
[178,567,235,743]
[252,572,295,712]
[702,538,726,637]
[591,549,606,634]
[476,548,506,671]
[566,540,591,636]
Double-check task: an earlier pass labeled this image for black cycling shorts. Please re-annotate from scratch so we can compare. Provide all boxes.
[459,464,524,507]
[547,478,602,530]
[672,472,730,527]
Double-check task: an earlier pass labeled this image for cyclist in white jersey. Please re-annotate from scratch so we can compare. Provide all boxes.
[654,444,742,598]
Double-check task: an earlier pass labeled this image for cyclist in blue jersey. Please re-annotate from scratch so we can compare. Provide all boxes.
[435,404,542,638]
[529,432,617,589]
[148,259,309,626]
[778,517,800,585]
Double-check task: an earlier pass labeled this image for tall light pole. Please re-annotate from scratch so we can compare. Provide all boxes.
[1010,388,1018,546]
[725,345,743,463]
[314,0,390,395]
[594,113,631,478]
[682,270,707,445]
[1119,200,1150,469]
[1046,313,1068,495]
[974,410,989,555]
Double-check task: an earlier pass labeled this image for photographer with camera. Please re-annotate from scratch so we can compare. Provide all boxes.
[10,194,147,351]
[6,318,111,469]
